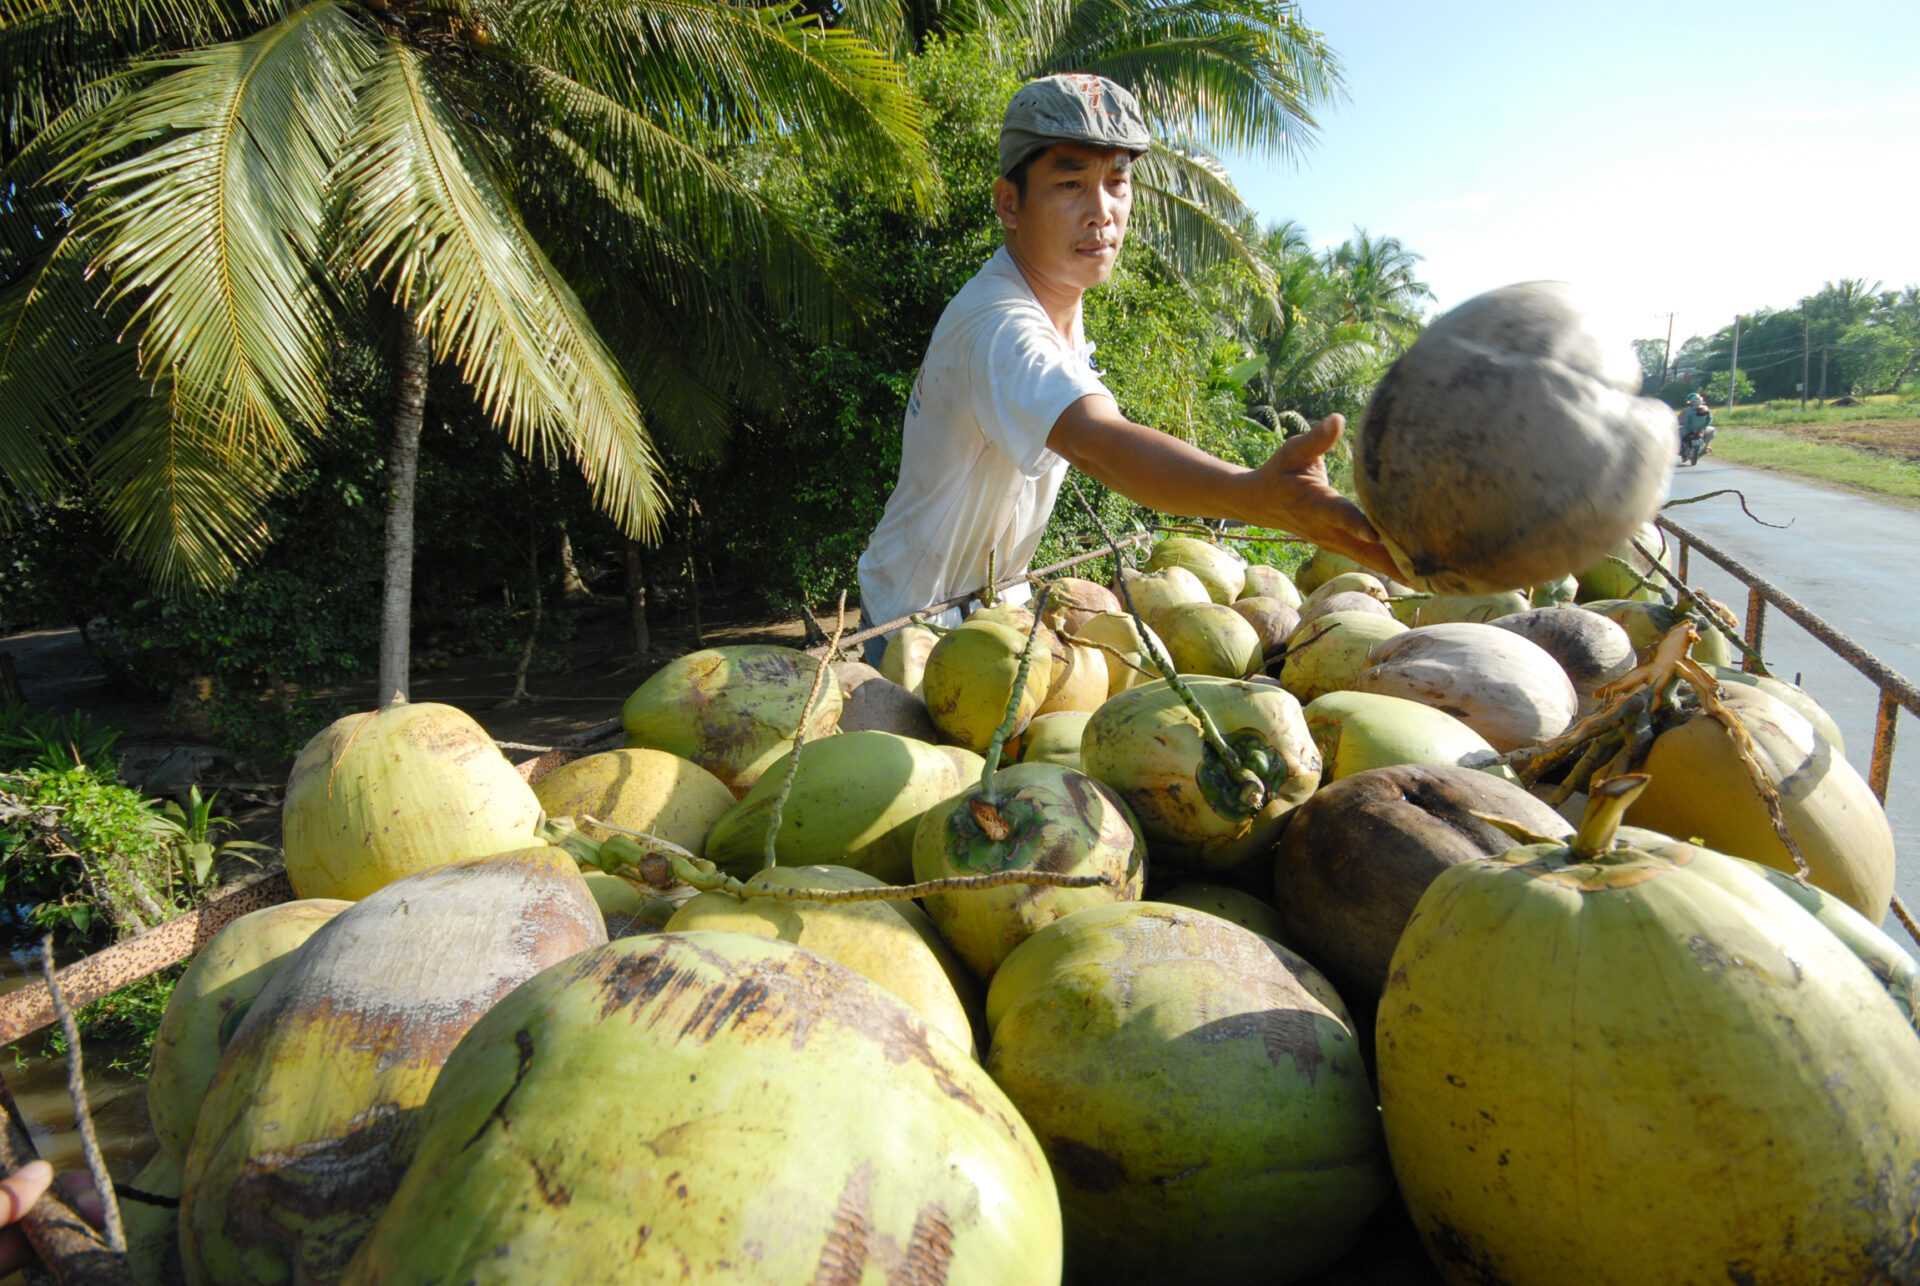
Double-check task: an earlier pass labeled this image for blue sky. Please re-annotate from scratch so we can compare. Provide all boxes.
[1218,0,1920,349]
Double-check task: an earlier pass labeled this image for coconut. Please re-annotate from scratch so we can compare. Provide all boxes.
[1112,564,1211,632]
[622,645,842,797]
[1300,571,1390,613]
[1081,676,1319,870]
[921,616,1055,752]
[1583,597,1737,668]
[1574,520,1675,602]
[1294,547,1365,596]
[913,761,1144,980]
[1227,595,1299,663]
[1155,601,1263,678]
[1069,610,1165,696]
[702,730,984,883]
[1240,563,1302,608]
[1354,281,1675,594]
[1411,589,1529,626]
[340,933,1061,1285]
[1303,690,1507,783]
[1625,685,1895,919]
[1704,663,1845,752]
[181,848,606,1286]
[1019,710,1091,770]
[1279,610,1408,705]
[531,747,735,851]
[1271,764,1573,1015]
[148,899,349,1164]
[282,701,544,901]
[1156,882,1289,944]
[666,863,980,1056]
[1377,779,1920,1285]
[835,673,939,741]
[1489,604,1637,702]
[1036,639,1109,715]
[829,659,885,695]
[127,1148,184,1284]
[878,622,941,697]
[1144,535,1248,604]
[1353,622,1579,753]
[1038,575,1122,634]
[985,903,1389,1284]
[1530,572,1578,606]
[1296,589,1395,633]
[581,869,672,938]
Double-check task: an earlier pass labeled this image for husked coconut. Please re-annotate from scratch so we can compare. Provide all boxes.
[1230,596,1300,663]
[1353,281,1675,593]
[1241,564,1302,608]
[1490,605,1636,700]
[1352,622,1578,752]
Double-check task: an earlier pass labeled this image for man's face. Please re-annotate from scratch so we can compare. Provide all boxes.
[994,142,1135,292]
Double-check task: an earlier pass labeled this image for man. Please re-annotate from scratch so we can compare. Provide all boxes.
[856,73,1393,659]
[1679,393,1714,465]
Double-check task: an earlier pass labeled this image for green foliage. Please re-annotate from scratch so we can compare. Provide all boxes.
[1702,368,1754,405]
[35,965,184,1075]
[0,764,180,942]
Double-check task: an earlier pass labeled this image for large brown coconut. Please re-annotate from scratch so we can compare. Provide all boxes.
[1490,604,1636,701]
[1352,622,1578,752]
[1353,281,1675,594]
[1271,764,1574,1015]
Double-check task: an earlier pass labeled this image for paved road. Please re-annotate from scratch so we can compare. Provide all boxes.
[1659,456,1919,929]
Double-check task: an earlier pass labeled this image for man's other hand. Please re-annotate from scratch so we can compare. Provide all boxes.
[1247,415,1399,580]
[0,1160,53,1273]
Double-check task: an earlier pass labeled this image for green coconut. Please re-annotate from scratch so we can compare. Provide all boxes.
[1377,779,1920,1285]
[281,701,543,901]
[1411,589,1530,626]
[148,899,349,1164]
[1081,675,1320,870]
[622,645,842,797]
[1156,882,1289,943]
[181,848,606,1286]
[912,761,1144,981]
[1583,597,1736,667]
[1068,611,1165,696]
[1038,576,1122,635]
[1114,564,1211,630]
[127,1148,184,1286]
[1300,571,1391,614]
[581,868,673,937]
[879,622,942,698]
[1530,573,1579,606]
[1279,610,1408,704]
[1156,600,1263,678]
[702,730,984,883]
[985,902,1389,1284]
[1625,684,1895,920]
[1704,663,1845,752]
[339,933,1062,1285]
[1240,563,1302,608]
[1144,535,1248,604]
[531,747,735,851]
[1019,710,1091,770]
[1303,690,1508,782]
[1294,547,1366,596]
[666,864,979,1055]
[922,618,1053,752]
[1573,520,1675,602]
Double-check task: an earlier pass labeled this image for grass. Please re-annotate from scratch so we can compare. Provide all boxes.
[1717,395,1919,428]
[1708,427,1920,502]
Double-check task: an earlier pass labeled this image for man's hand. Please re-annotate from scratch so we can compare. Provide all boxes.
[1243,415,1399,580]
[0,1160,53,1273]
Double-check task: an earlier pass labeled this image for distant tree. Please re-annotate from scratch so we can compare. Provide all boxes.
[1633,339,1669,392]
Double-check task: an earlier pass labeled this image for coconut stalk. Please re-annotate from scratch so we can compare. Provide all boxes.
[760,592,845,869]
[40,934,125,1256]
[1625,534,1771,675]
[979,587,1054,807]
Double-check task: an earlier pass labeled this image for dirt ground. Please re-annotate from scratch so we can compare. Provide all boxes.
[1749,416,1920,462]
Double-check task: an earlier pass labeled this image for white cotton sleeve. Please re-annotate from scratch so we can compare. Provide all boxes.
[970,310,1112,478]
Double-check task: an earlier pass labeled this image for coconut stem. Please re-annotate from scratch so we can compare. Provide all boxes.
[762,591,846,870]
[980,585,1054,806]
[1572,774,1650,858]
[1626,535,1772,676]
[1068,479,1262,804]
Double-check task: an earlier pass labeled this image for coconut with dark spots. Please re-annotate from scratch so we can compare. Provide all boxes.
[912,762,1144,981]
[148,899,349,1165]
[1488,604,1636,702]
[282,700,544,900]
[621,645,842,797]
[702,730,983,883]
[985,902,1389,1284]
[1378,779,1920,1285]
[339,932,1061,1285]
[180,847,606,1286]
[1082,676,1319,871]
[531,747,735,852]
[1271,764,1573,1015]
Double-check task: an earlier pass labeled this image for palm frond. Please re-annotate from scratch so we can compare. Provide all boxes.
[64,0,373,473]
[0,233,100,503]
[1128,142,1272,300]
[339,37,664,538]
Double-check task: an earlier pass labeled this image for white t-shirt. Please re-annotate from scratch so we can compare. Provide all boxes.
[857,247,1111,628]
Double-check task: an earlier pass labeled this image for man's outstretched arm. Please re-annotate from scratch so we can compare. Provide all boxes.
[1046,393,1398,578]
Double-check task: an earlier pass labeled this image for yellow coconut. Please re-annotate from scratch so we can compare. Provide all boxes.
[1625,685,1895,919]
[622,645,842,797]
[1036,639,1109,715]
[530,747,735,852]
[1069,611,1165,697]
[282,701,543,901]
[1279,610,1408,705]
[1113,564,1210,630]
[666,864,980,1056]
[921,618,1053,752]
[1704,663,1845,753]
[878,622,942,698]
[1156,601,1263,678]
[1303,690,1507,782]
[1144,535,1248,604]
[1240,563,1302,608]
[1019,710,1092,771]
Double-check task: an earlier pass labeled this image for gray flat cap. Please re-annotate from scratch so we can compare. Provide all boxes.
[998,73,1152,178]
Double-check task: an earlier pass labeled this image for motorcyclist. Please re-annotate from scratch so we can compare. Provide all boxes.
[1679,393,1715,465]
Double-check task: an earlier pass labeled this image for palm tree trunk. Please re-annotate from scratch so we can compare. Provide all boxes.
[379,313,430,707]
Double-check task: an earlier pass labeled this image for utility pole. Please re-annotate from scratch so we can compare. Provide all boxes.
[1660,313,1676,386]
[1729,316,1740,413]
[1800,304,1810,410]
[1819,344,1829,401]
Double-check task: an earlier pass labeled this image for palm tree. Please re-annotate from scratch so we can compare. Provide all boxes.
[0,0,934,701]
[1324,227,1432,347]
